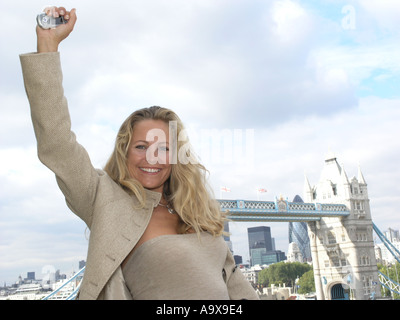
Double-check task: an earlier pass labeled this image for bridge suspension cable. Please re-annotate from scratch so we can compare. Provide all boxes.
[378,271,400,296]
[373,223,400,264]
[42,266,85,300]
[373,222,400,297]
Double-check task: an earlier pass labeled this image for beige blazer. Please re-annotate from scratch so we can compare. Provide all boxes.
[20,52,259,300]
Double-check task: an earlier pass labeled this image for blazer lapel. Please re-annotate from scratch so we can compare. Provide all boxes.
[80,188,161,299]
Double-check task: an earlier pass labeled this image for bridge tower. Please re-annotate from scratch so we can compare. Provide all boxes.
[304,153,381,300]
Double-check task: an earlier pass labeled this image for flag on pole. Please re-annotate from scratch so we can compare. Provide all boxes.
[256,187,267,201]
[220,186,231,199]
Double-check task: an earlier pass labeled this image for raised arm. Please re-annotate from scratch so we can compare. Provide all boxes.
[20,7,98,227]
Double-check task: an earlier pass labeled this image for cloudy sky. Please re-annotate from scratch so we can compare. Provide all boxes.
[1,0,400,285]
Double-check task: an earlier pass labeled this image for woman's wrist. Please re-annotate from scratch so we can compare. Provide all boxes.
[36,29,60,53]
[37,40,59,53]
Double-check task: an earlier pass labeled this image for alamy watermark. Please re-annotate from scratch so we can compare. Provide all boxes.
[341,5,356,30]
[41,264,56,287]
[144,121,255,167]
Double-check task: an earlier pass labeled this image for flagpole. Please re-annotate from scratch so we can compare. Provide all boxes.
[220,186,231,199]
[256,188,267,201]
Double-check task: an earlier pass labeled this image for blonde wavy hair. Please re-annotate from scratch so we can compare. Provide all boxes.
[104,106,226,236]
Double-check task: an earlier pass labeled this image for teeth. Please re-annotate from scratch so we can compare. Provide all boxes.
[140,168,160,173]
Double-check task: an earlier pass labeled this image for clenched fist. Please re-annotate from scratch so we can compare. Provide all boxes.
[36,6,77,53]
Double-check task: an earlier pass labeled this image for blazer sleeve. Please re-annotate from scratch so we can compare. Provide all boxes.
[20,52,99,227]
[224,248,260,300]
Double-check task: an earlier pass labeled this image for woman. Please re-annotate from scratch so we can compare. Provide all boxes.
[20,6,259,300]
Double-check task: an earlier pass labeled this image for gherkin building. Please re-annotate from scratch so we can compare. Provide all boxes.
[288,195,312,262]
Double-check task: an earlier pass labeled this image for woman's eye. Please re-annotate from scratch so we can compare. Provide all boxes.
[135,145,147,150]
[159,146,169,152]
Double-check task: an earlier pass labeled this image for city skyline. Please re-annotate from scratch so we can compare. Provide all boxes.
[1,1,400,285]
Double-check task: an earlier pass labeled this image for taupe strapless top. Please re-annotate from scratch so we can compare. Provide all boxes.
[122,232,231,300]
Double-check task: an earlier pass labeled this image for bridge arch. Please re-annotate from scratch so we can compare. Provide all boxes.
[327,282,350,300]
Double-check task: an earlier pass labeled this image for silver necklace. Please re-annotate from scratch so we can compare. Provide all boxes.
[158,202,175,214]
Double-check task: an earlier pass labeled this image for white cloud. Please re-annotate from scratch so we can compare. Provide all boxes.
[310,41,400,86]
[52,0,360,129]
[0,92,35,147]
[357,0,400,35]
[271,0,313,44]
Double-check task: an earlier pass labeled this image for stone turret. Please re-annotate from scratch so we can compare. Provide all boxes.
[305,154,381,300]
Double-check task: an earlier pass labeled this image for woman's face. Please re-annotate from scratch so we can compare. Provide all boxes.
[127,119,172,193]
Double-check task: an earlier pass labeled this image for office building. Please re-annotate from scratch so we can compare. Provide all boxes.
[288,195,312,262]
[248,226,286,266]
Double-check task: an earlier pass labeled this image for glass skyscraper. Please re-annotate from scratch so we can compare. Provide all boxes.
[288,195,312,262]
[248,226,285,266]
[248,226,273,251]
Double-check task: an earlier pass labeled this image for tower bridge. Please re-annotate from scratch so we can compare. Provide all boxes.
[218,198,349,222]
[44,154,399,300]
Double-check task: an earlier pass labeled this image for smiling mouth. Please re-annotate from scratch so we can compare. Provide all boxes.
[140,167,161,173]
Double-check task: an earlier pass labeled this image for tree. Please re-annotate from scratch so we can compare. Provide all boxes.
[258,262,312,289]
[297,269,315,294]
